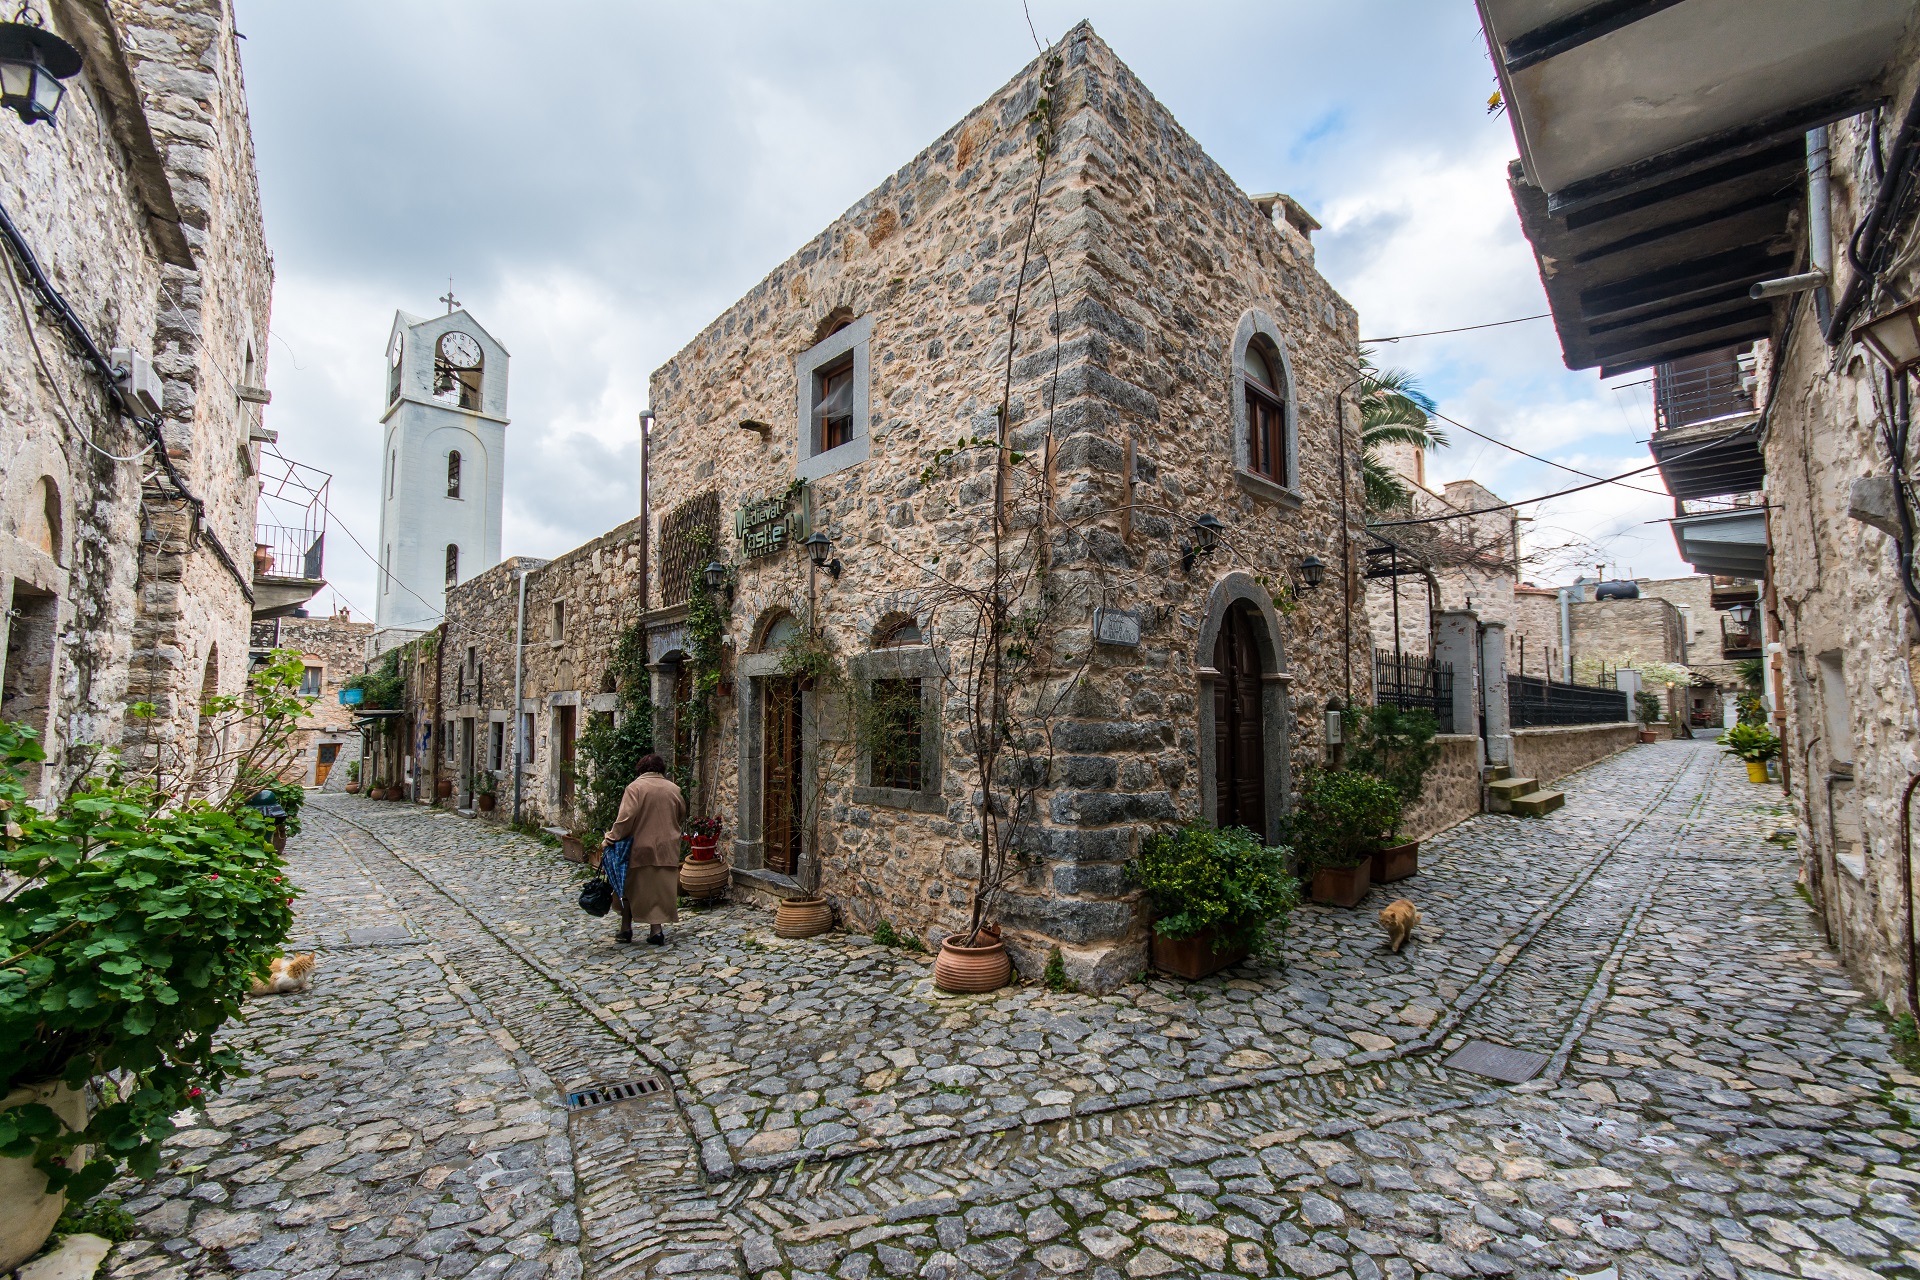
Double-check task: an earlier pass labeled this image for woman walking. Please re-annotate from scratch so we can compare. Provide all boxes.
[602,754,685,944]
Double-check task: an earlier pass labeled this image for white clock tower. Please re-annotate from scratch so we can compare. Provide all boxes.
[374,307,509,632]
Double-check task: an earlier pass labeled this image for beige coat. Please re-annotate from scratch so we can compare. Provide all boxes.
[605,773,686,868]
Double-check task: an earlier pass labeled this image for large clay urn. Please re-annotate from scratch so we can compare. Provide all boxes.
[933,925,1011,993]
[774,896,832,938]
[679,856,730,900]
[0,1080,87,1271]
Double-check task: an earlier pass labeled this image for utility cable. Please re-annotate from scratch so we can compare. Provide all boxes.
[1425,405,1669,497]
[1,257,155,463]
[1361,313,1551,343]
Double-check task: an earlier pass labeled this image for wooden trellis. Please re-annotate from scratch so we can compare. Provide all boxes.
[658,491,720,605]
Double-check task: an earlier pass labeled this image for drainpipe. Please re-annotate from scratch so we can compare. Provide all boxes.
[1807,127,1834,334]
[638,409,654,611]
[1558,587,1572,682]
[511,564,528,826]
[1904,772,1920,1019]
[430,627,444,805]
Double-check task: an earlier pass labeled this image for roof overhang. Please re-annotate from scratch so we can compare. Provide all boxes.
[1648,413,1764,499]
[1671,507,1768,577]
[1480,0,1918,373]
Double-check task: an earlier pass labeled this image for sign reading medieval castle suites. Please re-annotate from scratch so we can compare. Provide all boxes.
[735,484,813,560]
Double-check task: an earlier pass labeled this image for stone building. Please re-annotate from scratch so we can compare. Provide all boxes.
[0,0,271,797]
[250,612,375,789]
[422,25,1374,990]
[1485,1,1920,1010]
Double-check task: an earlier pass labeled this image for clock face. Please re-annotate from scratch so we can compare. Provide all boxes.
[387,334,403,367]
[439,331,483,370]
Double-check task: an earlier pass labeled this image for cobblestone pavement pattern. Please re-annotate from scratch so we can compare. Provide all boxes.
[98,742,1920,1280]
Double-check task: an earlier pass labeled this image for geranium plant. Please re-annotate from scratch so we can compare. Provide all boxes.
[1127,824,1301,956]
[683,815,722,840]
[0,657,308,1199]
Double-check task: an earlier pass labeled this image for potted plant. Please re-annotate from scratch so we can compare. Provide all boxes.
[0,718,294,1270]
[679,816,729,899]
[775,893,835,939]
[1346,705,1439,883]
[1635,690,1664,744]
[1291,769,1401,907]
[1717,723,1781,783]
[435,773,454,800]
[344,759,361,793]
[472,769,496,812]
[1128,823,1302,979]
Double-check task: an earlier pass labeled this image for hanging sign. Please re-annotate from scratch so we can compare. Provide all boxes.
[734,484,812,560]
[338,688,364,706]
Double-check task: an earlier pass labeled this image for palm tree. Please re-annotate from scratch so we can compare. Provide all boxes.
[1355,348,1446,511]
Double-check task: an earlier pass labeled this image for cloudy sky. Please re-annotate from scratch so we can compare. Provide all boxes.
[235,0,1682,622]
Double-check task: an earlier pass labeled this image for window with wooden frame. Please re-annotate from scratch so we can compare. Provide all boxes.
[814,352,855,453]
[1243,341,1289,487]
[867,678,924,790]
[795,315,872,481]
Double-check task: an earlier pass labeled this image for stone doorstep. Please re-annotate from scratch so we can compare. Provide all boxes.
[732,867,808,906]
[1509,790,1565,817]
[1484,776,1538,813]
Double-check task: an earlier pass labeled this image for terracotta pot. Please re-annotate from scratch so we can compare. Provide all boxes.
[1310,859,1372,908]
[1150,926,1249,980]
[1371,841,1419,884]
[344,782,361,794]
[252,543,274,576]
[686,834,719,860]
[435,778,454,799]
[1638,728,1660,744]
[934,929,1012,993]
[774,895,833,938]
[560,833,587,864]
[1746,760,1770,784]
[680,856,730,900]
[477,793,496,811]
[0,1080,86,1271]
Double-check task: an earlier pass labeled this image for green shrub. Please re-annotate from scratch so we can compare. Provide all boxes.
[1290,769,1402,870]
[53,1194,137,1243]
[577,622,655,834]
[1346,704,1440,821]
[1127,824,1301,955]
[1044,946,1072,992]
[1717,723,1781,763]
[0,722,296,1200]
[1634,691,1664,726]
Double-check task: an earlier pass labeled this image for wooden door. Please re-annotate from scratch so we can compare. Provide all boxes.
[557,706,577,807]
[763,677,803,875]
[315,742,339,786]
[1212,603,1266,836]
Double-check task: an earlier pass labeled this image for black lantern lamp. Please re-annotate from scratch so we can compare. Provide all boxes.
[1180,514,1225,574]
[1297,554,1327,590]
[803,531,842,579]
[1727,602,1758,631]
[0,9,81,127]
[702,560,730,598]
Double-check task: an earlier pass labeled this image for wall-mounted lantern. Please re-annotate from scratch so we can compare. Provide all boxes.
[1180,514,1225,573]
[1727,602,1758,630]
[0,11,81,127]
[804,531,841,580]
[702,560,731,599]
[1854,296,1920,377]
[1297,554,1326,590]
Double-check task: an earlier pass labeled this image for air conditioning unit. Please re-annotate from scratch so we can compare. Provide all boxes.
[109,347,163,416]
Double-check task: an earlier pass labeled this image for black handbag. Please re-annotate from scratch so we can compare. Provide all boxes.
[577,875,613,917]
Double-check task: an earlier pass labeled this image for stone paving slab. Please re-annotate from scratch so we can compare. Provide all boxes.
[93,741,1920,1280]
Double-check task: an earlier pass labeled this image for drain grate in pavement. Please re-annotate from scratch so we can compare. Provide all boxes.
[1445,1039,1551,1083]
[566,1077,665,1111]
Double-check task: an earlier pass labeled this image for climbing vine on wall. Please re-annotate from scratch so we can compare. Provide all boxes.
[576,620,655,835]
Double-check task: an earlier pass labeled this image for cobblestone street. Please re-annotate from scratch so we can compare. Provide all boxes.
[100,741,1920,1280]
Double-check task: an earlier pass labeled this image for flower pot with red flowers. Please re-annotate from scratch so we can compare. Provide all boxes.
[1128,823,1301,981]
[683,815,722,861]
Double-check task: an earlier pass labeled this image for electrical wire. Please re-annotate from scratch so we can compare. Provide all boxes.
[1361,313,1552,343]
[0,254,155,463]
[1425,405,1669,497]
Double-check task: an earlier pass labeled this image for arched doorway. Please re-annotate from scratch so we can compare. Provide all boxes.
[1212,601,1266,834]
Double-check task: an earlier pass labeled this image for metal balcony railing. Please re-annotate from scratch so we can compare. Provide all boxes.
[254,524,323,580]
[1654,359,1755,430]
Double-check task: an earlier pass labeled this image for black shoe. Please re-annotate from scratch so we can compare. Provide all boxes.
[647,931,665,945]
[615,929,633,943]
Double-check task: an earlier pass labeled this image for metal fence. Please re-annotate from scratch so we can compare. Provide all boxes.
[1508,674,1629,728]
[1654,357,1753,429]
[1373,650,1454,735]
[254,524,323,580]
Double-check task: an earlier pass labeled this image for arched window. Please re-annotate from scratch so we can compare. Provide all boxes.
[1243,339,1288,486]
[28,476,61,564]
[1230,311,1298,497]
[875,616,923,647]
[447,450,462,499]
[445,543,459,587]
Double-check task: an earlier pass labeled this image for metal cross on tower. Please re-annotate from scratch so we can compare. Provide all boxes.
[439,279,459,314]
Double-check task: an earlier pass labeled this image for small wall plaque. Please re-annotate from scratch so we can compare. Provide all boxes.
[1092,607,1141,647]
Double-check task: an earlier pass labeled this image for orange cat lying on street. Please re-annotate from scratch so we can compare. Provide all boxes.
[248,953,315,995]
[1379,899,1421,953]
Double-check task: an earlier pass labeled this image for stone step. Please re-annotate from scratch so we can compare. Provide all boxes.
[1510,789,1565,817]
[1485,776,1537,801]
[1484,764,1512,781]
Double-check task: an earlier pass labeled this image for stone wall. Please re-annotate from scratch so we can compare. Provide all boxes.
[1568,597,1683,672]
[1510,724,1637,788]
[0,0,267,799]
[632,23,1369,991]
[1762,31,1920,1012]
[1397,733,1482,842]
[252,614,375,789]
[1511,587,1562,680]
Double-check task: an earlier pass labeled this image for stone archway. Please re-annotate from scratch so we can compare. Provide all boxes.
[1194,572,1293,842]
